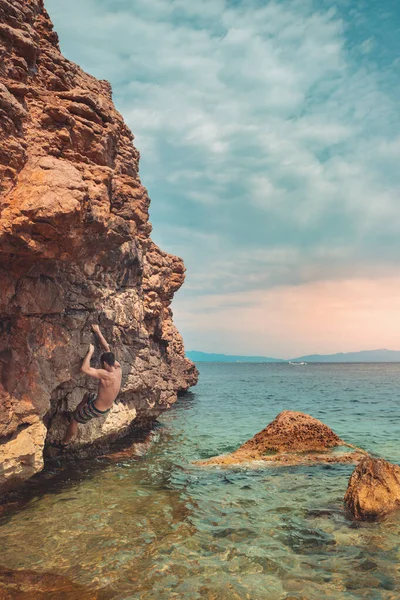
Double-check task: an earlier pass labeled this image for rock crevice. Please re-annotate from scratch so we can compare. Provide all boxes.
[0,0,198,496]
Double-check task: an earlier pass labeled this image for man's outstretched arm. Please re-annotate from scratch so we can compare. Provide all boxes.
[92,324,110,352]
[81,344,109,379]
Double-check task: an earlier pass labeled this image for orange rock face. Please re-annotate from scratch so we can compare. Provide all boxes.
[0,0,198,495]
[196,411,365,467]
[344,457,400,521]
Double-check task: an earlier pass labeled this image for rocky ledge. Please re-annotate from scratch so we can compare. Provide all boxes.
[195,411,367,467]
[0,0,198,496]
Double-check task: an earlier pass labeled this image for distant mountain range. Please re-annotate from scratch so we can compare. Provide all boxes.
[186,351,284,363]
[186,349,400,363]
[292,350,400,363]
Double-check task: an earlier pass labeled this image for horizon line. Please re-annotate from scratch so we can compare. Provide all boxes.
[187,348,400,360]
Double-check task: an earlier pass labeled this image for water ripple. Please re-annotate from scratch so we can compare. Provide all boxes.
[1,363,400,599]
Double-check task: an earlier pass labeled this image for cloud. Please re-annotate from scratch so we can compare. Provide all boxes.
[45,0,400,353]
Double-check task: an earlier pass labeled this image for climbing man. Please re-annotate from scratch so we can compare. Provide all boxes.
[60,324,122,446]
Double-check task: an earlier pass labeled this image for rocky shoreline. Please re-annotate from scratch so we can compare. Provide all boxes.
[1,0,399,528]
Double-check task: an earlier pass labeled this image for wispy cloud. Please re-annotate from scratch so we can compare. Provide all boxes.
[45,0,400,353]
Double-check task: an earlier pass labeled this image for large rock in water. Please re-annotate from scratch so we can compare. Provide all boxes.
[240,410,344,453]
[196,411,366,467]
[345,457,400,521]
[0,0,198,496]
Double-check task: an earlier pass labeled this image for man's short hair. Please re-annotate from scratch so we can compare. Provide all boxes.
[101,352,115,367]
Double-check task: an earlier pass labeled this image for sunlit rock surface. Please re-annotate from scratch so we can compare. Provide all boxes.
[345,457,400,521]
[0,0,198,496]
[196,411,367,467]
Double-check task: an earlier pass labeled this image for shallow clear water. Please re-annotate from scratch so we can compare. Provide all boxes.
[2,363,400,599]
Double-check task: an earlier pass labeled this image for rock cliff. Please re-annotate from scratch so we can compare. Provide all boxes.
[0,0,198,496]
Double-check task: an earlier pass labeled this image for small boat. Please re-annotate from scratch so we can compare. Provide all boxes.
[289,361,307,365]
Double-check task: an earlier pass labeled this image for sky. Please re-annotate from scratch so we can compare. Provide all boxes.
[45,0,400,358]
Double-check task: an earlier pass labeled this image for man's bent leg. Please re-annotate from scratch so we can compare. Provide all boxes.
[62,417,79,444]
[62,392,90,444]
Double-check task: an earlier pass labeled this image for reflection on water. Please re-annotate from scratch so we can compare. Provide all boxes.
[1,363,400,599]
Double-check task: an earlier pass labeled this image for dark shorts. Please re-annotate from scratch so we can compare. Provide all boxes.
[74,393,111,425]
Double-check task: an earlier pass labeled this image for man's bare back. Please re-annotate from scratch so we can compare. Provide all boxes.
[95,364,122,411]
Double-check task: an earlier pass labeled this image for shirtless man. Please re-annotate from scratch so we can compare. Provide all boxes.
[61,324,122,445]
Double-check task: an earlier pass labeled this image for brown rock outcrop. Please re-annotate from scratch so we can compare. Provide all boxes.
[196,411,366,467]
[241,410,344,453]
[344,457,400,521]
[0,0,198,496]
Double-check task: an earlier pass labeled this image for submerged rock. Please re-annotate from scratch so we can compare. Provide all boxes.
[344,457,400,521]
[196,411,366,467]
[0,0,198,496]
[0,565,111,599]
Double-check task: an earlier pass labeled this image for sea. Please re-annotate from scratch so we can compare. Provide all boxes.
[1,362,400,599]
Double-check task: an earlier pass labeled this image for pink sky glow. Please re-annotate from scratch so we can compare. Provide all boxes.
[174,276,400,358]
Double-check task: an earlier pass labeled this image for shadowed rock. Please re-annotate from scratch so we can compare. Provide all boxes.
[196,411,366,467]
[345,457,400,521]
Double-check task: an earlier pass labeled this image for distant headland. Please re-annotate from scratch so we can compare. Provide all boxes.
[186,349,400,363]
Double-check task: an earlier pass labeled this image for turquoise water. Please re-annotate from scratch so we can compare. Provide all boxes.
[1,363,400,599]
